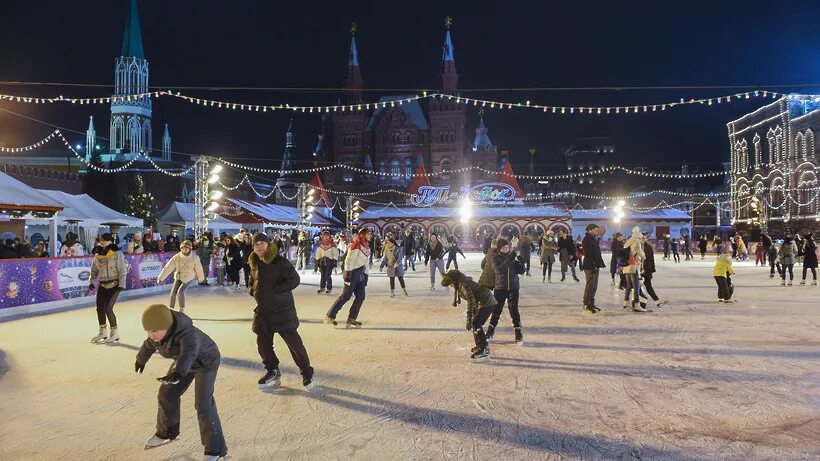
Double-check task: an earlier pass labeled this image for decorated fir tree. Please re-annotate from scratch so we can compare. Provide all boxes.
[123,174,157,229]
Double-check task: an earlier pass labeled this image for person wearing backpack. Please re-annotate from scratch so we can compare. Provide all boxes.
[778,236,797,286]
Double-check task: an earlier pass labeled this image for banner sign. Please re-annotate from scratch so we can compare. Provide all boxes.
[0,253,214,310]
[410,182,520,207]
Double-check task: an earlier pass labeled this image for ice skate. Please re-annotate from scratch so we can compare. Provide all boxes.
[390,290,395,298]
[91,326,108,344]
[632,301,652,313]
[622,300,630,309]
[303,375,316,391]
[179,306,185,314]
[781,280,786,286]
[573,276,580,282]
[326,289,332,294]
[202,455,226,461]
[317,289,324,294]
[655,299,669,307]
[323,316,337,326]
[104,328,120,343]
[800,280,806,286]
[718,299,725,303]
[258,369,281,390]
[788,281,793,286]
[485,325,495,342]
[346,318,362,329]
[471,347,490,362]
[430,283,436,291]
[514,327,524,346]
[610,280,615,287]
[144,435,176,450]
[813,280,818,286]
[402,287,408,296]
[548,276,551,283]
[583,305,598,315]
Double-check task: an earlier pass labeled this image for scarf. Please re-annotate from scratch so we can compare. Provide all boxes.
[385,242,396,267]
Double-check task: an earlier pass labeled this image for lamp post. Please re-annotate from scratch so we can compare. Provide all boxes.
[611,199,626,233]
[297,183,316,232]
[194,157,222,239]
[345,196,362,231]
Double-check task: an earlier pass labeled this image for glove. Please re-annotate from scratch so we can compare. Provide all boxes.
[343,272,350,283]
[157,372,182,385]
[135,362,145,374]
[88,283,95,291]
[117,286,125,292]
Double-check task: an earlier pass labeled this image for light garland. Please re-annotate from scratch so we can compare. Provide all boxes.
[0,129,60,152]
[56,130,141,173]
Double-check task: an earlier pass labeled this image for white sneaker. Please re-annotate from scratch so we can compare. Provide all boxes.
[390,290,395,298]
[104,328,119,343]
[144,435,175,450]
[91,327,108,344]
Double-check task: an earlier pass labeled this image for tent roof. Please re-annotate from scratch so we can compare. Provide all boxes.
[498,161,524,198]
[0,171,64,211]
[360,204,571,220]
[571,208,692,221]
[157,202,245,230]
[227,198,341,227]
[38,190,143,227]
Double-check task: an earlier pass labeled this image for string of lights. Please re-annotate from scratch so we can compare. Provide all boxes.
[0,129,60,152]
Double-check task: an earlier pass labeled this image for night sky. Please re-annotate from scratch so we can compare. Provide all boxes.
[2,1,820,175]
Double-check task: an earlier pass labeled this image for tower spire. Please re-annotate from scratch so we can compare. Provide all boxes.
[162,123,171,161]
[343,22,364,105]
[121,0,145,59]
[441,16,458,94]
[281,118,296,175]
[86,116,96,161]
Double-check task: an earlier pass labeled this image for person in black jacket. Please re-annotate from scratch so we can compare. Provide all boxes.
[136,304,227,459]
[247,232,315,390]
[143,232,161,253]
[557,230,580,282]
[482,232,493,255]
[441,269,498,361]
[424,233,447,290]
[609,232,625,288]
[517,235,535,277]
[402,229,416,271]
[581,224,605,314]
[641,233,669,307]
[163,234,180,252]
[486,238,526,345]
[223,236,243,290]
[445,239,466,270]
[238,233,253,286]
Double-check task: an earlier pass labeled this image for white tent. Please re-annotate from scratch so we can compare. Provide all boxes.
[0,172,64,255]
[157,202,244,232]
[38,190,144,227]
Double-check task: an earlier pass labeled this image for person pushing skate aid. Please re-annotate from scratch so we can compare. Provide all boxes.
[135,304,227,460]
[441,269,498,362]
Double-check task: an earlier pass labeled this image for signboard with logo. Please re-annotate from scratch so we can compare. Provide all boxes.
[410,182,521,207]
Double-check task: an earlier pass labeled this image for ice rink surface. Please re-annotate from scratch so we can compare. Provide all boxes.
[1,253,819,460]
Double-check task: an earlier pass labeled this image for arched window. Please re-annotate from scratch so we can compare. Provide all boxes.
[391,132,400,144]
[796,131,806,159]
[767,128,777,164]
[379,161,386,176]
[807,130,816,158]
[112,117,125,150]
[405,159,412,179]
[142,121,152,153]
[127,117,141,153]
[391,160,401,180]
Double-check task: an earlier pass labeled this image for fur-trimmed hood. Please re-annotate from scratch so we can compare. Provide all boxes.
[248,241,279,270]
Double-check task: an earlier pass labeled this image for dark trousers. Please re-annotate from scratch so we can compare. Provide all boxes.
[404,255,415,271]
[672,251,680,263]
[471,303,495,350]
[156,365,226,457]
[227,264,241,286]
[319,264,334,291]
[446,255,459,270]
[559,250,576,279]
[490,288,521,329]
[684,246,693,260]
[542,261,553,278]
[388,276,405,290]
[769,258,778,276]
[583,269,600,307]
[803,267,817,280]
[642,273,660,301]
[256,328,313,378]
[242,264,250,286]
[95,285,120,327]
[327,274,367,320]
[782,264,794,281]
[523,255,531,274]
[714,276,732,300]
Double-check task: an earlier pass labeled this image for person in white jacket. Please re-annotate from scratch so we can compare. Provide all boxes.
[157,240,205,313]
[622,226,649,312]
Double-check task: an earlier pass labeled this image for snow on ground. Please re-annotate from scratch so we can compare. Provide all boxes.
[1,253,819,460]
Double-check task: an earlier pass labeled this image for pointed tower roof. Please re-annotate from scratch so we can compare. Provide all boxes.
[440,16,459,93]
[309,172,333,209]
[442,23,455,62]
[343,23,364,104]
[88,115,95,131]
[312,116,327,163]
[121,0,145,59]
[498,154,524,198]
[472,111,494,152]
[280,118,296,176]
[162,122,171,140]
[406,160,432,196]
[349,35,359,67]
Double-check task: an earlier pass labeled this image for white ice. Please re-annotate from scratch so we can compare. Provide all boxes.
[1,253,819,460]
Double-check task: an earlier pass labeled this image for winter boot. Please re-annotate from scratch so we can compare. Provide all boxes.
[485,325,495,343]
[583,305,598,315]
[471,329,490,361]
[788,280,793,286]
[323,316,337,326]
[91,326,108,344]
[402,287,409,296]
[144,435,176,450]
[390,290,395,298]
[258,369,281,389]
[471,347,490,362]
[346,318,363,329]
[514,327,524,346]
[104,328,120,343]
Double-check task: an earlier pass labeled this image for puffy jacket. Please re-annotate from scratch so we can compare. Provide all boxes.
[446,271,497,330]
[779,241,797,265]
[479,248,497,288]
[492,250,525,290]
[803,239,818,269]
[610,239,624,267]
[642,242,656,274]
[540,237,557,263]
[446,244,465,259]
[90,244,126,288]
[403,233,416,252]
[581,233,605,270]
[344,237,371,274]
[713,255,735,277]
[136,310,220,376]
[557,236,575,257]
[425,240,445,263]
[248,242,301,333]
[158,251,205,284]
[315,243,339,267]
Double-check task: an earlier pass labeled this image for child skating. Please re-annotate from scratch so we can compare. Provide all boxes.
[157,240,206,313]
[713,254,736,303]
[136,304,227,460]
[441,269,498,361]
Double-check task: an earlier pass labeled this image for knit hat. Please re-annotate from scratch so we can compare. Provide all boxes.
[496,238,509,249]
[252,232,271,245]
[179,240,192,250]
[142,304,174,331]
[585,224,598,231]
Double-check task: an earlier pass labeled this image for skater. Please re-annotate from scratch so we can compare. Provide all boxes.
[735,235,748,262]
[88,233,126,344]
[246,233,315,390]
[518,234,535,277]
[540,231,557,283]
[557,229,579,282]
[380,234,408,297]
[486,238,526,344]
[622,226,650,312]
[581,224,605,314]
[713,236,724,256]
[212,242,226,286]
[641,232,668,308]
[441,269,498,361]
[336,233,349,274]
[325,227,371,328]
[713,254,736,303]
[425,233,447,290]
[136,304,227,459]
[195,233,213,286]
[482,232,493,254]
[801,232,818,285]
[609,232,624,287]
[239,233,253,287]
[295,231,311,273]
[683,232,693,261]
[779,236,797,286]
[699,234,708,260]
[223,235,243,290]
[315,230,338,294]
[670,236,680,263]
[767,241,780,278]
[445,238,466,270]
[402,229,416,271]
[479,241,497,290]
[755,240,765,266]
[157,240,206,314]
[662,234,670,260]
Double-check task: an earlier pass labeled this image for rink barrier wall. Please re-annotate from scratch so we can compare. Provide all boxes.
[0,253,215,319]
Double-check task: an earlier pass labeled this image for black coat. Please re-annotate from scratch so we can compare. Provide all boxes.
[804,240,818,269]
[492,251,526,290]
[248,245,301,333]
[143,240,161,253]
[581,233,605,270]
[642,242,657,274]
[136,310,221,376]
[610,239,624,267]
[239,241,253,264]
[425,241,445,262]
[225,242,242,269]
[557,236,575,254]
[403,233,416,252]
